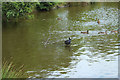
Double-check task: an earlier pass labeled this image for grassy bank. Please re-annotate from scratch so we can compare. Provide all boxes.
[2,60,24,78]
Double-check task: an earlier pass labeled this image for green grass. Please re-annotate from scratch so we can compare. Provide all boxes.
[2,60,24,78]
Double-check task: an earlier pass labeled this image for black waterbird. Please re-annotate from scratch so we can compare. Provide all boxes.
[65,37,71,45]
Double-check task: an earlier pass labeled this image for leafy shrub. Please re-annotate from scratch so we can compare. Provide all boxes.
[2,2,35,21]
[36,2,56,11]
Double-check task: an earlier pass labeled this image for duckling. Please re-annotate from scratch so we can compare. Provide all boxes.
[65,37,71,45]
[98,31,107,34]
[111,30,118,33]
[57,17,62,20]
[97,19,100,24]
[81,30,89,34]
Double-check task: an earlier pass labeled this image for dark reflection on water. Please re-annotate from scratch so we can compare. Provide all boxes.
[3,2,118,78]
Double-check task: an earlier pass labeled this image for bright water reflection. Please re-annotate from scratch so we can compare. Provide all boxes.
[3,2,118,78]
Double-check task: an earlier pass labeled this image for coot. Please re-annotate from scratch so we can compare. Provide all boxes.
[65,37,71,45]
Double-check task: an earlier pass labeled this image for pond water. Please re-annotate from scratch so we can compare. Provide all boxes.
[3,2,119,78]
